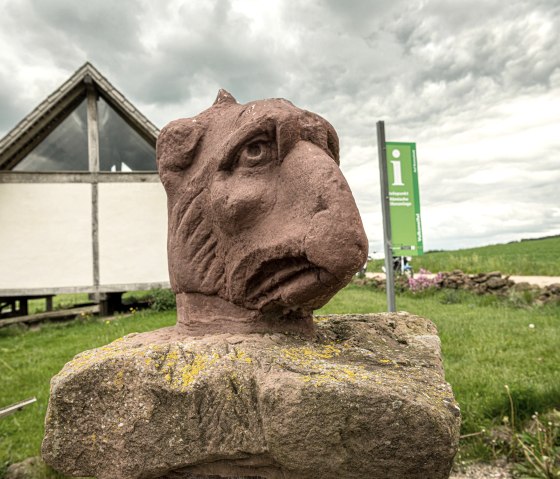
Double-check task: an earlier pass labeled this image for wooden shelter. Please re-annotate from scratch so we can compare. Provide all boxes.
[0,63,169,316]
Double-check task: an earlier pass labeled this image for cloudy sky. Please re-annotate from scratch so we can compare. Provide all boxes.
[1,0,559,255]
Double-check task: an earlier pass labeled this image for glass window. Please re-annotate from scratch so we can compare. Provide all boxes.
[14,99,89,171]
[98,97,156,172]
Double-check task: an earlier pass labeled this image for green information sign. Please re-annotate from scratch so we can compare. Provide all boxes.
[385,142,423,256]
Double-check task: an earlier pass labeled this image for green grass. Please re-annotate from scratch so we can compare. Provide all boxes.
[368,235,560,275]
[1,286,559,471]
[26,294,91,315]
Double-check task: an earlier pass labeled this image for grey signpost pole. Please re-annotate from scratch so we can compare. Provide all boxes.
[377,121,396,312]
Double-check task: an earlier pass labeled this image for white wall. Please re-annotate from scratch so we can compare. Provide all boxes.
[0,183,93,290]
[98,182,168,286]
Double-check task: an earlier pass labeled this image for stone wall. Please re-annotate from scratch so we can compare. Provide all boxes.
[436,271,514,295]
[355,271,560,305]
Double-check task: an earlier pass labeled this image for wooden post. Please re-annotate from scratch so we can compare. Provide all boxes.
[99,292,123,317]
[85,75,101,302]
[85,75,100,173]
[19,298,29,316]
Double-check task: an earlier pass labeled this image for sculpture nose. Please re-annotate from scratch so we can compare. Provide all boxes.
[280,141,368,282]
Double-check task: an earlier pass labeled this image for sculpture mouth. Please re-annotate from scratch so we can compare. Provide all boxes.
[245,256,335,310]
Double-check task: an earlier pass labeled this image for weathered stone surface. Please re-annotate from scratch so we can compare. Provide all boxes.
[42,313,460,479]
[156,91,368,336]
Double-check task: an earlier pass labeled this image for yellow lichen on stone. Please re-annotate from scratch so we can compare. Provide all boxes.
[59,340,149,378]
[301,365,370,387]
[279,343,375,387]
[179,355,206,386]
[231,349,252,364]
[223,371,244,400]
[144,349,221,392]
[281,344,341,365]
[313,315,330,323]
[114,370,124,388]
[320,344,341,358]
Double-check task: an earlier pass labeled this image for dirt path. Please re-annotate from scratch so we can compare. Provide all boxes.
[509,275,559,287]
[365,272,560,288]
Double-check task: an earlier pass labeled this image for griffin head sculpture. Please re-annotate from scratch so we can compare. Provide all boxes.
[157,90,368,336]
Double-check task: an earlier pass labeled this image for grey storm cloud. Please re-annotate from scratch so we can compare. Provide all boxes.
[0,77,27,132]
[0,0,559,253]
[3,0,143,68]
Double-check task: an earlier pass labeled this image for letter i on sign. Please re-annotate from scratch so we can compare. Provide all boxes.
[391,149,404,186]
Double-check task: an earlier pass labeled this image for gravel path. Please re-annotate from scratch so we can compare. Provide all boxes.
[450,462,513,479]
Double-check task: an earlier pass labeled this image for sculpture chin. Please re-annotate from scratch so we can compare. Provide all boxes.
[245,257,339,313]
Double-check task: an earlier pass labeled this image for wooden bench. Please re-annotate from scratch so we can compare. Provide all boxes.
[0,294,55,318]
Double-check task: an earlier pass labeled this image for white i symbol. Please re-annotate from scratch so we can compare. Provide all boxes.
[390,149,404,186]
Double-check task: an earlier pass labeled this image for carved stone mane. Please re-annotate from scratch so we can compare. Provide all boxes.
[156,90,368,335]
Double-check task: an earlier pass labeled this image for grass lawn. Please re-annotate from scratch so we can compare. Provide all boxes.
[1,285,559,472]
[368,235,560,275]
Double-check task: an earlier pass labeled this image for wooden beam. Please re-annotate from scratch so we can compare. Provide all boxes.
[19,298,28,315]
[0,281,171,296]
[1,87,85,170]
[0,172,160,183]
[0,305,99,328]
[86,77,101,301]
[86,78,100,173]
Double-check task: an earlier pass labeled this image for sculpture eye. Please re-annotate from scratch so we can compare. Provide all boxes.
[236,136,276,169]
[246,142,264,158]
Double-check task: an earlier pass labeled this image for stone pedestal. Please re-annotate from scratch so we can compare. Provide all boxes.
[42,313,460,479]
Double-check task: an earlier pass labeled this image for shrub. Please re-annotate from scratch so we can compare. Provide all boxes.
[149,289,176,312]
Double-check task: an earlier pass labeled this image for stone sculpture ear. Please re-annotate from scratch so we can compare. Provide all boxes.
[156,119,206,174]
[213,89,238,106]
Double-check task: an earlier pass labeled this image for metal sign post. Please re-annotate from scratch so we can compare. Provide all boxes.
[376,121,396,312]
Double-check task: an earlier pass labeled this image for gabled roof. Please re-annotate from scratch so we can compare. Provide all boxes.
[0,62,160,170]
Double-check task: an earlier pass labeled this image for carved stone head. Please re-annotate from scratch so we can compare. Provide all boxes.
[157,90,368,335]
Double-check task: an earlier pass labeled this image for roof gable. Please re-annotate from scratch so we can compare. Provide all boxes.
[0,62,159,170]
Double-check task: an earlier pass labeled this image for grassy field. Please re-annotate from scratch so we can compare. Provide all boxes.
[368,235,560,276]
[1,285,559,473]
